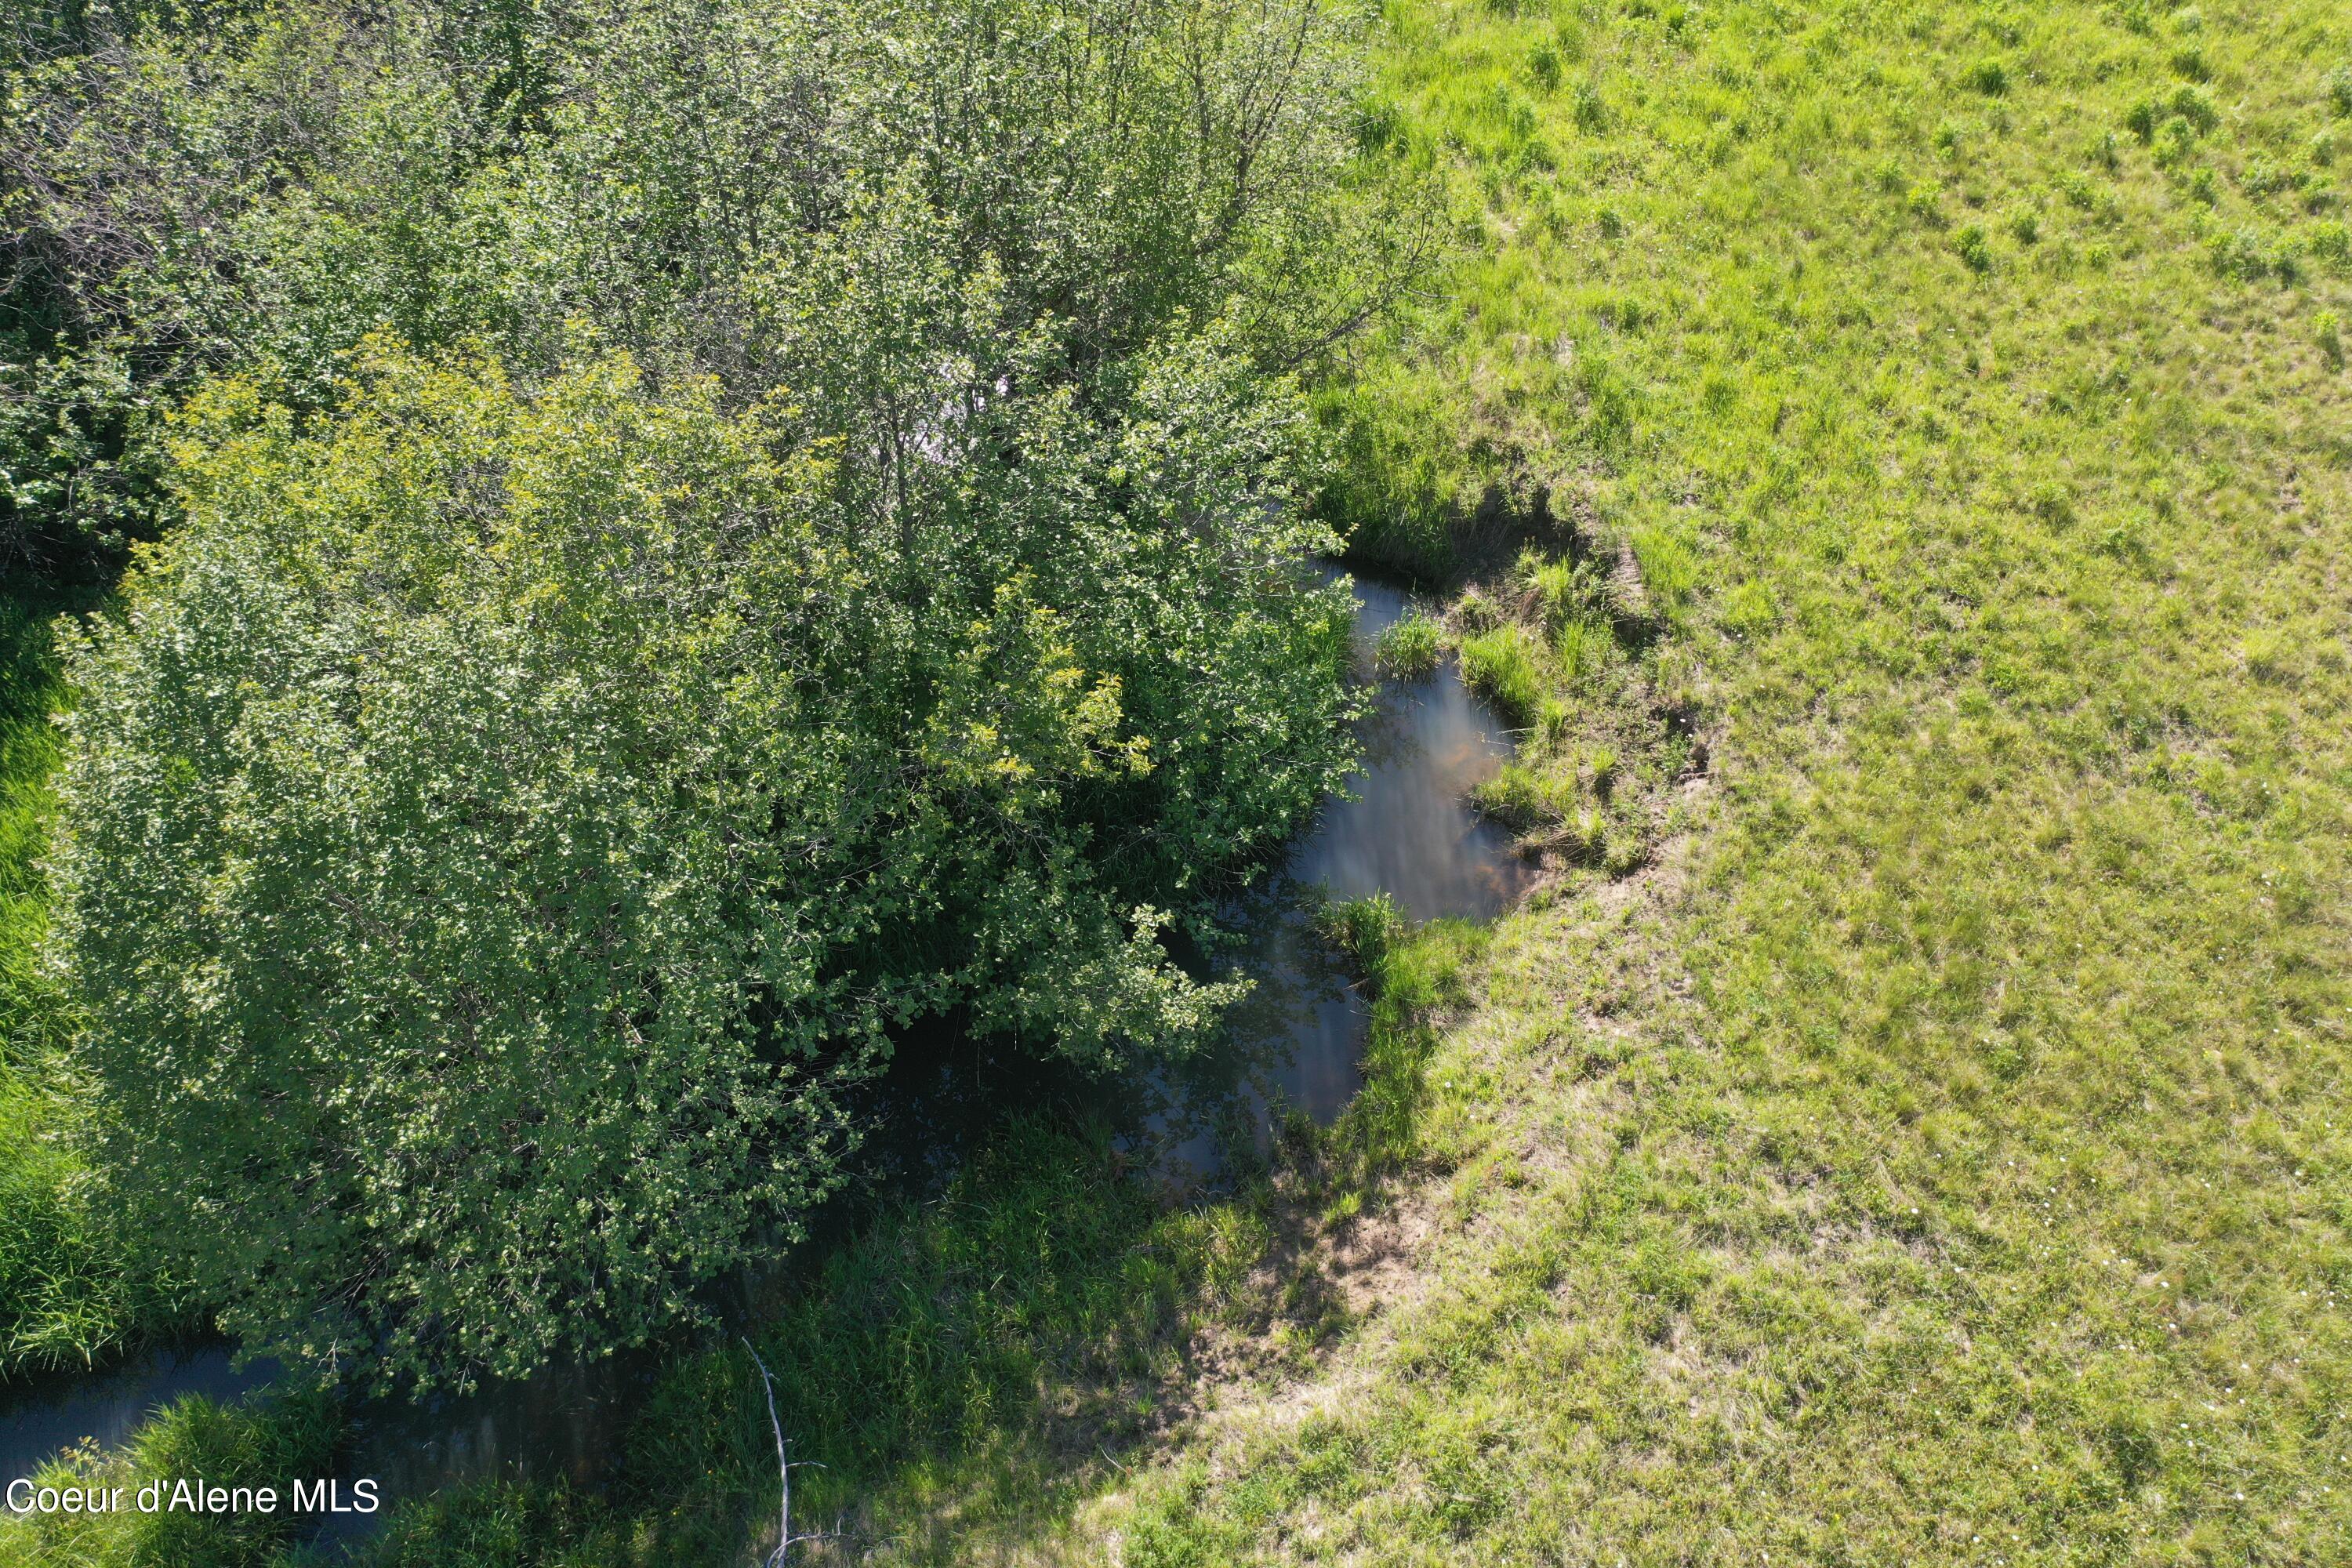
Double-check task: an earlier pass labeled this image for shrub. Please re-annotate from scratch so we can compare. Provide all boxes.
[1573,81,1607,132]
[2209,225,2290,281]
[2328,65,2352,118]
[0,357,167,586]
[2313,221,2352,271]
[2241,158,2292,198]
[1963,59,2009,96]
[2169,83,2220,132]
[1956,220,1994,270]
[51,335,1356,1391]
[2,0,1392,602]
[1528,42,1562,90]
[2154,118,2196,168]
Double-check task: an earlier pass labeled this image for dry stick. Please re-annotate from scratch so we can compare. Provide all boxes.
[744,1338,844,1566]
[746,1337,793,1566]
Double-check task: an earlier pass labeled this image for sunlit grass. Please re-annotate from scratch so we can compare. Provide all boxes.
[0,1390,338,1565]
[1094,0,2352,1560]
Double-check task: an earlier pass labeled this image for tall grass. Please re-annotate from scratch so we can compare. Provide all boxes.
[1372,610,1443,677]
[326,1118,1272,1566]
[1454,624,1544,723]
[0,1390,339,1565]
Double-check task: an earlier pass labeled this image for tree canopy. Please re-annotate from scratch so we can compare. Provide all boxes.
[25,0,1396,1388]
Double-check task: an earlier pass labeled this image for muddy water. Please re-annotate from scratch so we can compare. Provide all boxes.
[0,568,1533,1533]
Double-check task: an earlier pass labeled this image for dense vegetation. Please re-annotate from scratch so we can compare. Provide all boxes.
[5,0,2350,1563]
[3,0,1398,1388]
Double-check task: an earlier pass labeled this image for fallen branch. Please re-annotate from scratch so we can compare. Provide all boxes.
[744,1338,848,1566]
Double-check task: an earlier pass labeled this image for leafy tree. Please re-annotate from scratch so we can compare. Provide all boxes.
[28,0,1402,1389]
[50,324,1356,1388]
[2,0,1429,585]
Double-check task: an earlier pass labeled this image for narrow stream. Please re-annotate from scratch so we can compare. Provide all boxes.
[0,566,1534,1534]
[1243,572,1534,1120]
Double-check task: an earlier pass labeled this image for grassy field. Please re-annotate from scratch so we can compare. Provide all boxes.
[1069,0,2352,1562]
[6,0,2351,1562]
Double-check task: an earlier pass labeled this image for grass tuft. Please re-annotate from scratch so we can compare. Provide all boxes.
[1373,611,1443,678]
[1455,624,1544,724]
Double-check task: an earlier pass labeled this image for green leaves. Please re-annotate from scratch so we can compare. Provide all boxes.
[53,309,1352,1387]
[20,0,1370,1394]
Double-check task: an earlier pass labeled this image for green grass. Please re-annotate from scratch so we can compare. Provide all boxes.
[1455,622,1548,722]
[1446,545,1682,868]
[260,1118,1269,1567]
[1373,609,1445,677]
[1056,0,2352,1560]
[0,1389,339,1565]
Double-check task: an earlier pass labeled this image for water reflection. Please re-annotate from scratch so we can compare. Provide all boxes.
[0,1346,278,1486]
[1142,571,1534,1172]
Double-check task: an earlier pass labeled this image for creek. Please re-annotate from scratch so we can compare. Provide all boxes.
[0,567,1533,1539]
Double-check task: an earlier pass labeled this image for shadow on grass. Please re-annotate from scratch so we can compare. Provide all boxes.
[345,914,1489,1568]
